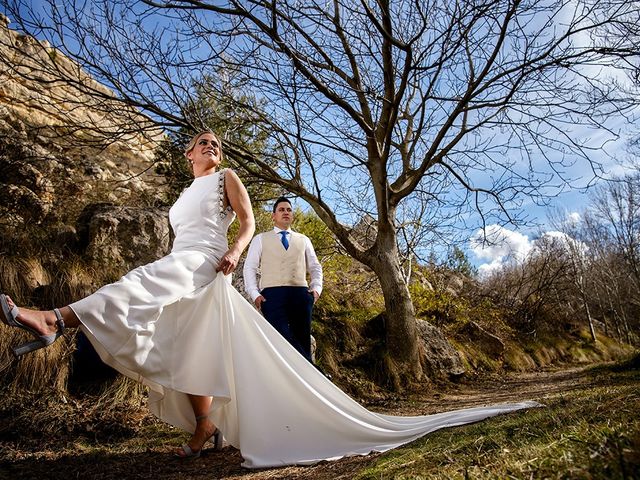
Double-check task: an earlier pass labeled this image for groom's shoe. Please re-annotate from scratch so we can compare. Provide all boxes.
[0,294,65,357]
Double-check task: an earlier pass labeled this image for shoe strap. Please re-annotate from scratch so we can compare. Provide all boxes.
[53,308,65,333]
[195,414,208,422]
[180,443,196,456]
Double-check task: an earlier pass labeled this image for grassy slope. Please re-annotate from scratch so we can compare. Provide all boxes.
[355,356,640,480]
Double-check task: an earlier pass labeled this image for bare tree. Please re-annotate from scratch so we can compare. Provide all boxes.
[583,214,635,343]
[591,175,640,293]
[585,174,640,343]
[542,178,640,346]
[482,236,573,334]
[546,214,597,341]
[1,0,638,383]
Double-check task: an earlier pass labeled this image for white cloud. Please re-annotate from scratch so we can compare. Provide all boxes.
[470,224,534,275]
[567,212,581,224]
[533,230,589,258]
[539,230,569,242]
[470,223,588,276]
[477,259,508,277]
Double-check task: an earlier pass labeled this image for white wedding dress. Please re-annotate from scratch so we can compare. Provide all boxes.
[69,169,540,468]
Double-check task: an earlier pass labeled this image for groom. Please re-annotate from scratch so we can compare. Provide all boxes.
[243,197,323,363]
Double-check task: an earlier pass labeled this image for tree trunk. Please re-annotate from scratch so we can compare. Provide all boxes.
[621,309,632,345]
[369,246,424,387]
[582,292,597,343]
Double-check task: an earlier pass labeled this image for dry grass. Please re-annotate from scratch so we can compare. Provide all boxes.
[0,252,127,393]
[0,356,637,480]
[0,325,75,393]
[0,256,47,306]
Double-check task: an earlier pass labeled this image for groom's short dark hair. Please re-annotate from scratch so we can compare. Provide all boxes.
[273,196,292,212]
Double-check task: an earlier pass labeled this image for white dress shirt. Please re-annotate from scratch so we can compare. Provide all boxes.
[243,227,323,302]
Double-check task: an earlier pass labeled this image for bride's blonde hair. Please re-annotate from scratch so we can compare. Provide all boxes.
[184,131,224,163]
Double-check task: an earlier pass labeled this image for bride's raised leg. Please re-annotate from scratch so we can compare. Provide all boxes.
[0,294,80,356]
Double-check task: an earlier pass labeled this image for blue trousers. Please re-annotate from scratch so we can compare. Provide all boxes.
[261,286,314,362]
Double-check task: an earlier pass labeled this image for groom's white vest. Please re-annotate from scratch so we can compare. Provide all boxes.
[259,231,308,290]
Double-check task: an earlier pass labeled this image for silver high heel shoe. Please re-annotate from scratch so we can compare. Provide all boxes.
[211,427,223,451]
[175,415,223,459]
[0,294,65,357]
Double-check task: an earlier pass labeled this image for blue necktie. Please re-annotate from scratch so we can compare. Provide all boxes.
[279,231,289,250]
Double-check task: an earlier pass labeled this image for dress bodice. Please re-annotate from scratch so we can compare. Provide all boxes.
[168,169,236,257]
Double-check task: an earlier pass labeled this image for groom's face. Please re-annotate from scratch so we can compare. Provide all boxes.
[272,201,293,230]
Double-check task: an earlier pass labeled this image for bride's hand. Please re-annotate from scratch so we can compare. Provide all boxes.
[216,249,240,275]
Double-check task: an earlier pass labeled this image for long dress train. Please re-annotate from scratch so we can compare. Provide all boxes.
[68,169,540,468]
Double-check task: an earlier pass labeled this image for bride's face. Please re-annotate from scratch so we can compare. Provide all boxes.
[187,133,221,169]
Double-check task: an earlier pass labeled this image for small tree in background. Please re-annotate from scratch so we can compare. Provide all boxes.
[153,74,276,205]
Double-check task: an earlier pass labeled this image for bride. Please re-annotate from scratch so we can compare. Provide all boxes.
[0,131,539,468]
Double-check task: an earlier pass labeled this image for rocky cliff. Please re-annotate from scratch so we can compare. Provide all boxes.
[0,14,170,273]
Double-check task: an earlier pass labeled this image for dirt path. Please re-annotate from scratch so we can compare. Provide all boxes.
[1,364,624,480]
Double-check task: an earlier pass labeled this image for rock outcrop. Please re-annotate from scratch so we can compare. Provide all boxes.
[416,319,466,378]
[76,203,171,271]
[463,320,505,357]
[0,14,161,162]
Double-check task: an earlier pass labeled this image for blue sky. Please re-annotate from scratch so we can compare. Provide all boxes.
[468,116,637,273]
